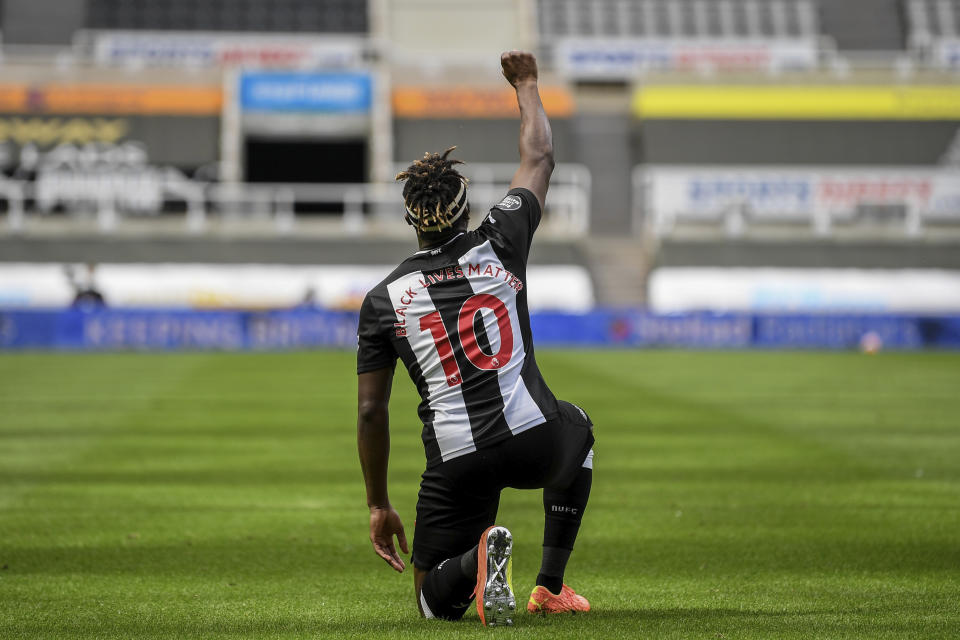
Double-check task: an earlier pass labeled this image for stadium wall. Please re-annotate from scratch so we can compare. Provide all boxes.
[394,119,575,165]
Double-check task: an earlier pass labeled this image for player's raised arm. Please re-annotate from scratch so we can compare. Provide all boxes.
[357,367,408,573]
[502,50,554,211]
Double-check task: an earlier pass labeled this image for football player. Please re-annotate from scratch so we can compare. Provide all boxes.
[356,51,594,626]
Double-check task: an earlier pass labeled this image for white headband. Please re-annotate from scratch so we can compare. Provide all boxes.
[405,180,468,232]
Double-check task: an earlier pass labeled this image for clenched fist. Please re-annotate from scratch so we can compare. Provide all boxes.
[501,50,539,87]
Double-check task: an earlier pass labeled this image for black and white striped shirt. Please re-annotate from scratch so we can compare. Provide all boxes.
[357,188,560,468]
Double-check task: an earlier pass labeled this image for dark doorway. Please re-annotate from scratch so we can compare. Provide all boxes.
[244,138,367,183]
[244,138,368,215]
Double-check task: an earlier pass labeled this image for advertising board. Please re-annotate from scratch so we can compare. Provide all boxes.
[392,87,574,119]
[642,166,960,229]
[0,82,222,173]
[239,71,372,113]
[89,32,365,69]
[2,309,958,351]
[0,115,219,165]
[0,83,221,117]
[556,38,818,79]
[0,309,359,350]
[632,85,960,120]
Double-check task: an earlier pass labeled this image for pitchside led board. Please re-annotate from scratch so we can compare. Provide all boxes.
[3,309,959,351]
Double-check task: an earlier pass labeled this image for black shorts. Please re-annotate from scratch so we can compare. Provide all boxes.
[411,400,594,571]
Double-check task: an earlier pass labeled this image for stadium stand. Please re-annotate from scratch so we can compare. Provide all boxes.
[816,0,904,50]
[536,0,818,39]
[85,0,368,33]
[907,0,960,40]
[0,0,958,311]
[535,0,911,51]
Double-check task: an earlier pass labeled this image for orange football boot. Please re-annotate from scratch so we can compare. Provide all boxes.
[527,583,590,614]
[474,526,516,627]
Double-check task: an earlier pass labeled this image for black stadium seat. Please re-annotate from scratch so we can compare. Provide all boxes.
[536,0,820,39]
[84,0,369,33]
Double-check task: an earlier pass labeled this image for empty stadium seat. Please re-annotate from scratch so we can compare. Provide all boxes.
[85,0,368,33]
[536,0,819,39]
[907,0,960,39]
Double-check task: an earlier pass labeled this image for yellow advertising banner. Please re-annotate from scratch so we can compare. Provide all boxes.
[0,84,221,116]
[632,85,960,120]
[0,117,129,146]
[393,86,574,118]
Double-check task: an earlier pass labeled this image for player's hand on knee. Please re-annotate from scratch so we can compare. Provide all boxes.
[501,50,538,87]
[369,505,409,572]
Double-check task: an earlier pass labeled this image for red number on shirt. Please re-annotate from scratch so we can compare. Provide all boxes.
[458,294,513,371]
[419,294,514,387]
[419,311,461,386]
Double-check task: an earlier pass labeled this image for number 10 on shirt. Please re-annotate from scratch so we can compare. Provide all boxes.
[419,293,514,387]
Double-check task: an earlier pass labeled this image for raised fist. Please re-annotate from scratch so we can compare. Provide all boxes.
[501,50,539,87]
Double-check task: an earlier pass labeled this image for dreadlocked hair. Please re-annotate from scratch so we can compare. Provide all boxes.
[395,146,469,232]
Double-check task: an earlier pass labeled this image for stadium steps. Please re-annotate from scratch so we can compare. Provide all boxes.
[580,237,653,307]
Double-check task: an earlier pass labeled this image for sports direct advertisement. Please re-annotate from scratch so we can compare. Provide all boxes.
[643,166,960,230]
[555,38,817,79]
[88,32,366,68]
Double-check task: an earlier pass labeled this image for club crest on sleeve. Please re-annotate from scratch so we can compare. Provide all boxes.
[495,195,522,211]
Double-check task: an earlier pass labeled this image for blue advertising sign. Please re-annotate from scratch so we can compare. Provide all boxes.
[2,309,959,351]
[0,309,359,351]
[688,177,813,214]
[239,71,372,113]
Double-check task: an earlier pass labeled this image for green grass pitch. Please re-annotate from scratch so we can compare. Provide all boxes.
[1,350,959,639]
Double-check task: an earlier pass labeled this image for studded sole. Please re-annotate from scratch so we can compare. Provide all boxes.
[479,527,516,627]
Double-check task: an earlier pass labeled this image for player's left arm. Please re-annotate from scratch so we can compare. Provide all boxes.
[502,50,554,211]
[357,366,408,573]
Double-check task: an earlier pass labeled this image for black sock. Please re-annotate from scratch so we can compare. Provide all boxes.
[459,544,478,578]
[540,466,592,591]
[420,549,478,620]
[536,546,571,594]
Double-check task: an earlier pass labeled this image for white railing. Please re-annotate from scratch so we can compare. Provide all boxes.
[0,163,591,237]
[633,164,960,237]
[899,0,960,70]
[907,0,959,42]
